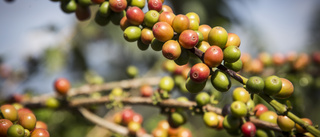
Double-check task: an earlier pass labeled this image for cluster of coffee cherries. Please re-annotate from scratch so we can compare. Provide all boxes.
[195,87,314,137]
[51,0,244,94]
[0,104,50,137]
[241,51,320,74]
[151,120,192,137]
[112,108,146,135]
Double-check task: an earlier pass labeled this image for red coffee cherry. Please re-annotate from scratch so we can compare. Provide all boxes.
[241,122,256,137]
[172,14,189,34]
[253,104,268,118]
[54,78,70,96]
[30,128,50,137]
[121,109,134,126]
[132,113,143,124]
[179,30,199,49]
[158,12,175,26]
[0,104,18,122]
[0,119,13,136]
[140,84,153,97]
[162,40,182,60]
[148,0,162,12]
[189,63,210,83]
[152,22,174,42]
[109,0,127,12]
[126,6,144,25]
[17,108,33,117]
[203,46,223,68]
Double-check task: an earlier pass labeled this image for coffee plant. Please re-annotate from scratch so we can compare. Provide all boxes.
[1,0,320,137]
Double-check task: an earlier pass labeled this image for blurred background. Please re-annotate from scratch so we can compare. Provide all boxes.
[0,0,320,136]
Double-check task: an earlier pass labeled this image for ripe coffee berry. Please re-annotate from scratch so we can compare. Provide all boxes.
[241,122,256,137]
[152,22,174,42]
[109,0,127,12]
[189,63,210,83]
[253,104,268,118]
[126,6,144,25]
[203,46,223,68]
[0,119,13,136]
[148,0,162,12]
[30,128,50,137]
[121,109,134,126]
[162,40,182,60]
[179,30,199,49]
[140,84,153,97]
[54,78,70,96]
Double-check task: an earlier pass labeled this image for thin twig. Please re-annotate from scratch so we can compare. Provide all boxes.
[67,77,162,97]
[78,107,153,137]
